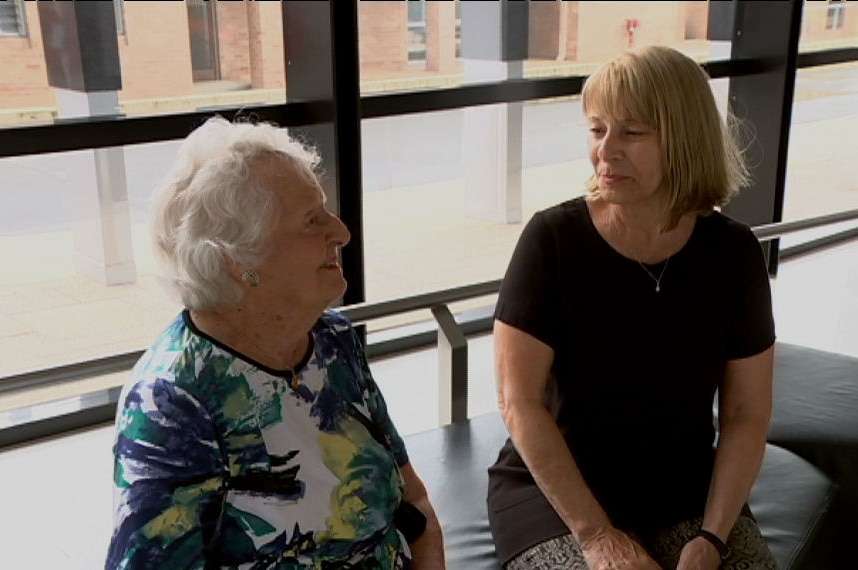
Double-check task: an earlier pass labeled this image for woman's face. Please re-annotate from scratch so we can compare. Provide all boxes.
[587,113,664,207]
[250,158,351,314]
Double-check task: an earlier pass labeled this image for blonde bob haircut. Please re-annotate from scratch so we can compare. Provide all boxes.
[582,45,750,230]
[150,116,321,310]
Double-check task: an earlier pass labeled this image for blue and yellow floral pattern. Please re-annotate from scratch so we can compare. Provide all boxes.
[106,310,410,569]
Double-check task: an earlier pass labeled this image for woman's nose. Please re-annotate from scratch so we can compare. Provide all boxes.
[331,215,351,247]
[598,132,622,161]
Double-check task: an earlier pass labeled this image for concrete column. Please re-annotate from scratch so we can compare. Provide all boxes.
[38,1,136,285]
[55,90,136,286]
[460,0,528,224]
[463,60,523,224]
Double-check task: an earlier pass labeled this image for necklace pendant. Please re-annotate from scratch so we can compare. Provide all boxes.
[655,284,660,293]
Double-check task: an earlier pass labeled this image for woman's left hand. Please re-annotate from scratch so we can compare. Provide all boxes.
[675,536,721,570]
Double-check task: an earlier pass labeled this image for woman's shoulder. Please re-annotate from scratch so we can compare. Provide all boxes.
[519,196,592,244]
[536,195,589,223]
[314,310,364,364]
[122,312,223,408]
[697,209,760,246]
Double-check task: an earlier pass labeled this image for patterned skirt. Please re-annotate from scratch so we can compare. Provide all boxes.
[505,515,778,570]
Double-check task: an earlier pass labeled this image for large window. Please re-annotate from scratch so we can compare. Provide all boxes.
[827,0,846,30]
[407,0,427,62]
[358,1,734,323]
[1,0,857,443]
[0,0,26,37]
[782,1,858,246]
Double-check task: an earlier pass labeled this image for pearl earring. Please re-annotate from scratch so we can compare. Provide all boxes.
[241,268,260,287]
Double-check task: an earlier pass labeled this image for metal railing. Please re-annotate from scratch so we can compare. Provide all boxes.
[1,208,858,449]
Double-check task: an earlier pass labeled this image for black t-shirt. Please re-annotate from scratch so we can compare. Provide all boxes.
[487,197,775,564]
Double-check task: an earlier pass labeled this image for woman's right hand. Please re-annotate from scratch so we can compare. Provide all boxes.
[579,527,663,570]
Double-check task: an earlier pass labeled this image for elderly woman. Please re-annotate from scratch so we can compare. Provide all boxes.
[105,117,445,569]
[488,46,777,570]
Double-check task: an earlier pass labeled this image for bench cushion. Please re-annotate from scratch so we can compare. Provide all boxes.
[749,444,839,569]
[405,413,506,570]
[770,343,858,499]
[404,413,841,570]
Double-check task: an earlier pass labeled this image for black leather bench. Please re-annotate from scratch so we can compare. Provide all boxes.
[403,342,858,569]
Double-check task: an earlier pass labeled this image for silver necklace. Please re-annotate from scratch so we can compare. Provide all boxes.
[638,257,670,293]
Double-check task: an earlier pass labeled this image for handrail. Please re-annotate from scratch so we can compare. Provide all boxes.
[2,207,858,448]
[340,279,501,323]
[752,208,858,241]
[2,209,858,396]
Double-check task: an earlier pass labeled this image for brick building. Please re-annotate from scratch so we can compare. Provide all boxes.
[0,1,855,123]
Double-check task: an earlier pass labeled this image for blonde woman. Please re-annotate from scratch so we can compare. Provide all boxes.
[489,46,776,570]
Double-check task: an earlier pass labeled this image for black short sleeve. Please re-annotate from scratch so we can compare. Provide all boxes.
[726,227,776,360]
[494,211,561,349]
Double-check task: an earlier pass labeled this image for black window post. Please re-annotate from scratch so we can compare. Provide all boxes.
[721,0,804,276]
[282,0,364,307]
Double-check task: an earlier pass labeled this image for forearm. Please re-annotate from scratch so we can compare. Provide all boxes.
[503,402,612,542]
[407,496,445,569]
[702,414,769,539]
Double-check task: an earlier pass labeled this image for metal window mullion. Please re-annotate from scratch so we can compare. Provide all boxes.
[723,0,804,276]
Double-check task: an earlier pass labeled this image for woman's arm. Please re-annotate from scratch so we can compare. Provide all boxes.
[106,380,225,570]
[495,320,660,569]
[401,462,446,570]
[678,345,774,569]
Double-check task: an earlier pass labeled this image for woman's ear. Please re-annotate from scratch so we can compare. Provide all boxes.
[223,255,247,284]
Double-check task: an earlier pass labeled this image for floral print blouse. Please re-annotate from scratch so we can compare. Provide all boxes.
[106,310,410,569]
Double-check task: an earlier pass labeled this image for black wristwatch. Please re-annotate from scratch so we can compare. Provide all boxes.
[697,528,731,561]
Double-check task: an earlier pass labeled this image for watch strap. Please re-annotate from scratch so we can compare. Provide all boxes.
[697,528,730,560]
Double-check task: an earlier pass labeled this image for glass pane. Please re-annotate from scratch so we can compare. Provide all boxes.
[0,141,184,411]
[782,1,858,244]
[0,1,22,36]
[0,1,286,128]
[407,0,425,24]
[799,0,855,52]
[359,1,732,94]
[361,76,736,332]
[781,62,858,245]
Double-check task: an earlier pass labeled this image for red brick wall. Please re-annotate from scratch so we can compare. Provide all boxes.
[575,1,685,62]
[216,1,251,84]
[425,1,456,72]
[358,1,408,70]
[683,2,709,40]
[0,2,53,109]
[564,2,580,61]
[0,2,196,111]
[529,2,561,60]
[116,1,194,100]
[803,2,858,39]
[248,1,285,89]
